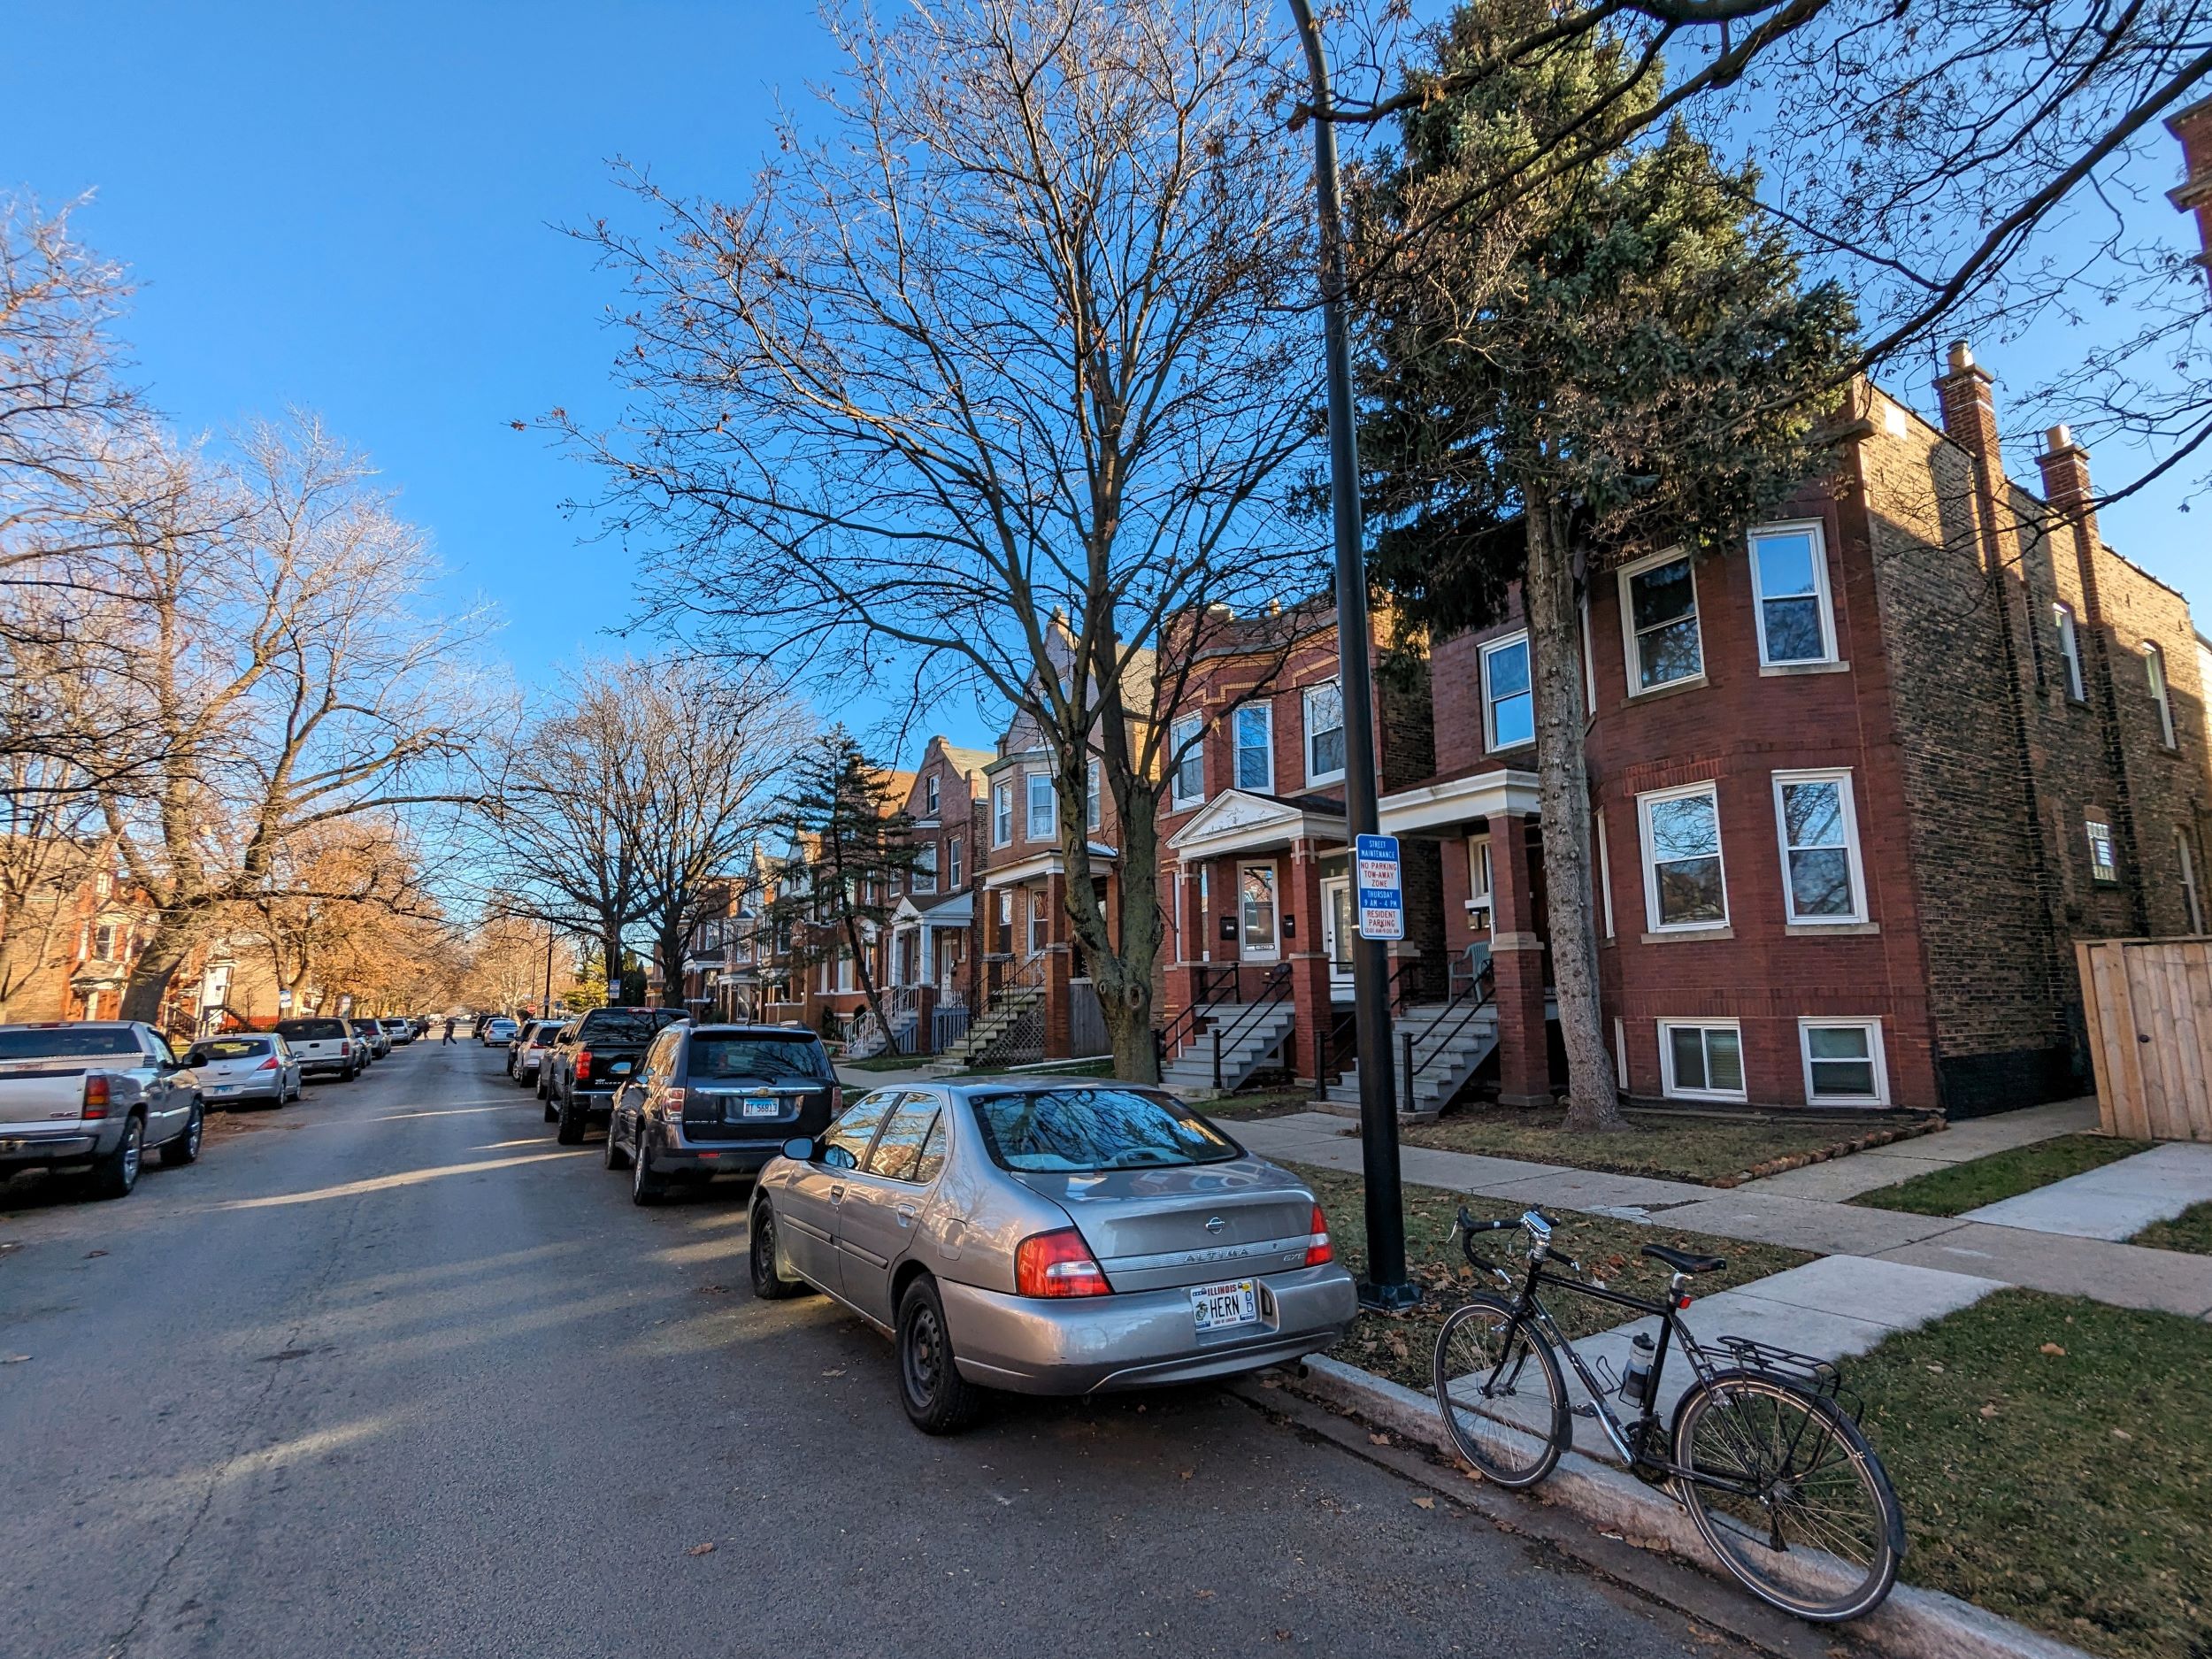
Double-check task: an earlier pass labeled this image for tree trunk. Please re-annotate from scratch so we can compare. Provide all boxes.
[845,914,888,1037]
[1524,495,1625,1133]
[119,919,194,1025]
[601,926,624,996]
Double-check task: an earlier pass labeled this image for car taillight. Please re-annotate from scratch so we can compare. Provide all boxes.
[339,1041,351,1057]
[257,1056,280,1071]
[574,1048,592,1083]
[82,1075,110,1119]
[1014,1227,1111,1298]
[1303,1203,1334,1268]
[663,1087,687,1114]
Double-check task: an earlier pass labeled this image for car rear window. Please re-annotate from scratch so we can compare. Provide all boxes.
[192,1039,270,1062]
[0,1027,142,1061]
[276,1018,348,1041]
[575,1010,676,1043]
[688,1034,831,1082]
[967,1088,1240,1173]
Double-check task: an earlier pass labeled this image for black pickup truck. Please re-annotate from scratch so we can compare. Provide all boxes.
[546,1006,687,1144]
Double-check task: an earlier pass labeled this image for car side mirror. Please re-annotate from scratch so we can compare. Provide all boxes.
[822,1144,858,1171]
[780,1137,815,1162]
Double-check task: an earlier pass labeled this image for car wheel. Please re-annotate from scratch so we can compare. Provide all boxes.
[87,1112,145,1200]
[630,1133,665,1205]
[603,1112,632,1171]
[159,1100,204,1167]
[897,1277,982,1435]
[748,1202,805,1300]
[555,1087,588,1146]
[342,1063,358,1081]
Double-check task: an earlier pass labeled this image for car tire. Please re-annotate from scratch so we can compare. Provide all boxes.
[748,1201,805,1300]
[630,1133,665,1205]
[86,1112,145,1200]
[555,1087,588,1146]
[159,1100,204,1167]
[603,1113,632,1171]
[896,1277,982,1435]
[342,1063,358,1082]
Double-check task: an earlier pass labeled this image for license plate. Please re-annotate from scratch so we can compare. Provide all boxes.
[738,1094,780,1119]
[1190,1279,1259,1332]
[0,1139,22,1154]
[210,1085,237,1094]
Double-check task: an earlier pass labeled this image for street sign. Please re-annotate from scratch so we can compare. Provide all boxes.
[1355,833,1403,941]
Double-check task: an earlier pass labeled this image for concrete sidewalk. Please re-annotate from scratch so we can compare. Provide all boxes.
[1236,1111,2212,1318]
[1743,1097,2100,1201]
[1960,1141,2212,1240]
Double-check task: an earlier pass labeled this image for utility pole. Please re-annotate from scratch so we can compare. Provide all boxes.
[543,919,556,1016]
[1286,0,1416,1311]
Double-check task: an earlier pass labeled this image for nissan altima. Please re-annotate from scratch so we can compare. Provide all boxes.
[749,1083,1357,1432]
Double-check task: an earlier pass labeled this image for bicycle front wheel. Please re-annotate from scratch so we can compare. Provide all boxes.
[1432,1294,1568,1488]
[1671,1371,1904,1621]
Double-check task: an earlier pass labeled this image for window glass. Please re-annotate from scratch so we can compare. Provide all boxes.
[967,1087,1240,1172]
[2146,644,2177,746]
[1628,557,1702,689]
[1644,787,1726,926]
[276,1018,348,1041]
[1025,773,1055,839]
[1170,714,1204,805]
[1240,864,1278,953]
[822,1092,897,1164]
[1777,777,1858,919]
[1666,1024,1744,1096]
[2179,830,2205,933]
[1234,704,1273,791]
[926,775,940,814]
[912,841,937,893]
[1483,636,1533,749]
[994,781,1012,845]
[1305,681,1346,779]
[1087,758,1101,831]
[3,1027,145,1061]
[189,1037,270,1064]
[912,1117,949,1184]
[2085,817,2118,882]
[2055,604,2085,700]
[947,837,963,887]
[1805,1025,1878,1099]
[1752,529,1828,663]
[864,1095,941,1180]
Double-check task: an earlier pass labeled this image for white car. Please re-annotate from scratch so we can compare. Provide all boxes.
[184,1034,302,1108]
[480,1017,520,1047]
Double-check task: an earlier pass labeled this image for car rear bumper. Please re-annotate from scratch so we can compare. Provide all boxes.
[0,1125,115,1169]
[204,1079,284,1102]
[646,1129,781,1177]
[938,1263,1358,1395]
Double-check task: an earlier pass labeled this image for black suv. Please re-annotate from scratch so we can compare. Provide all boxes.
[604,1024,841,1203]
[545,1006,687,1144]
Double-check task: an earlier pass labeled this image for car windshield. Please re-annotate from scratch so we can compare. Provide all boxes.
[966,1087,1240,1173]
[688,1034,830,1082]
[276,1019,346,1041]
[0,1028,141,1061]
[576,1011,665,1043]
[191,1039,269,1063]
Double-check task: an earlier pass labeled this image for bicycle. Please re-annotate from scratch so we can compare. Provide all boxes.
[1432,1205,1905,1622]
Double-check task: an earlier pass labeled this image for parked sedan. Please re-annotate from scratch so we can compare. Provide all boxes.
[605,1023,839,1202]
[749,1085,1356,1433]
[379,1018,414,1048]
[348,1018,389,1061]
[480,1016,519,1048]
[508,1019,567,1085]
[184,1033,302,1108]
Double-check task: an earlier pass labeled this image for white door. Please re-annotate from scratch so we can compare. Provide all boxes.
[1320,876,1354,987]
[1239,864,1279,963]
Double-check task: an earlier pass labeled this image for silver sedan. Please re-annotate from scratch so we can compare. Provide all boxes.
[749,1083,1357,1433]
[183,1034,302,1109]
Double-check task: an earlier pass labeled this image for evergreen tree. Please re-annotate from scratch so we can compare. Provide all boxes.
[1356,0,1857,1130]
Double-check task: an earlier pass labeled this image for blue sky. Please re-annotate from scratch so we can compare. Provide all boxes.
[4,1,2206,745]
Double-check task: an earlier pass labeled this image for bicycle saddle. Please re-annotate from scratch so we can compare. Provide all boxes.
[1640,1243,1725,1275]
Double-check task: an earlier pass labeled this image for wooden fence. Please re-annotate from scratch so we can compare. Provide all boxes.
[2077,939,2212,1142]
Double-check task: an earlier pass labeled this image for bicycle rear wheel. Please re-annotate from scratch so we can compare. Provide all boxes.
[1432,1294,1568,1488]
[1671,1371,1904,1621]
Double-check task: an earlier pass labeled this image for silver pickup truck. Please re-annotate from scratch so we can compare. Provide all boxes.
[0,1021,205,1199]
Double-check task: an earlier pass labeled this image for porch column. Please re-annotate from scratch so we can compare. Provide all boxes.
[1165,864,1203,1018]
[1042,873,1074,1058]
[1286,839,1332,1082]
[1488,812,1554,1108]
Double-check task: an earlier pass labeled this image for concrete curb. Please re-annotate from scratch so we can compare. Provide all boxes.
[1286,1355,2094,1659]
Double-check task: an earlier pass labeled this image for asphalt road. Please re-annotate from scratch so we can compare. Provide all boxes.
[0,1040,1739,1659]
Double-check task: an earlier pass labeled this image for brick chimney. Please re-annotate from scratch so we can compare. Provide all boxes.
[1935,340,2002,468]
[2170,95,2212,288]
[2036,423,2098,534]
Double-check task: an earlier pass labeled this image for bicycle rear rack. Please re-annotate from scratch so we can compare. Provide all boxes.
[1714,1335,1861,1420]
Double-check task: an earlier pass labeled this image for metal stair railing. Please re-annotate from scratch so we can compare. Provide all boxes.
[1203,962,1294,1092]
[1399,942,1495,1115]
[1154,962,1239,1071]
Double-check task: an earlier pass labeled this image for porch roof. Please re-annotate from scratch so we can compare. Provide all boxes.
[1166,788,1348,860]
[1378,766,1542,838]
[892,891,975,926]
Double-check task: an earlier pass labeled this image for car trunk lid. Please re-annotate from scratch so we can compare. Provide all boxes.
[1010,1164,1317,1292]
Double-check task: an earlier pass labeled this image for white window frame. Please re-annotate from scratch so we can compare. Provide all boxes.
[1467,833,1493,909]
[1798,1018,1889,1106]
[2085,815,2118,883]
[1025,772,1056,841]
[1617,548,1705,696]
[1770,769,1868,926]
[1637,780,1730,933]
[1087,757,1102,832]
[997,890,1012,928]
[1027,895,1048,957]
[925,774,940,815]
[1169,713,1205,810]
[1657,1018,1747,1102]
[1302,680,1346,786]
[1480,631,1535,753]
[2145,643,2177,748]
[911,841,937,895]
[947,836,963,888]
[1747,520,1839,667]
[1233,703,1275,793]
[1593,807,1615,940]
[992,780,1012,847]
[2180,830,2205,933]
[1580,598,1598,718]
[2055,603,2085,701]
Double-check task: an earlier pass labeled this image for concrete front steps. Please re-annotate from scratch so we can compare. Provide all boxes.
[927,985,1042,1072]
[1160,1002,1298,1095]
[1319,1002,1498,1121]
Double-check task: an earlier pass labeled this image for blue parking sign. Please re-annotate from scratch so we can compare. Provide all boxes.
[1355,833,1403,941]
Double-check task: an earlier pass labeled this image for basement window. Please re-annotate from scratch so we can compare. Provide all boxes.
[1659,1019,1746,1102]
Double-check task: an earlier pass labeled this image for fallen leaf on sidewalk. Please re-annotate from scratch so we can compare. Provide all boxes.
[1192,1589,1216,1601]
[1978,1403,2001,1418]
[2039,1342,2067,1356]
[819,1368,845,1378]
[1411,1496,1435,1509]
[1367,1432,1392,1446]
[1178,1469,1194,1480]
[687,1542,717,1556]
[1,1354,27,1364]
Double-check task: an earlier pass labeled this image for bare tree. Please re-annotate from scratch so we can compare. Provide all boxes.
[0,745,104,1015]
[565,0,1332,1079]
[86,417,486,1019]
[234,818,443,1013]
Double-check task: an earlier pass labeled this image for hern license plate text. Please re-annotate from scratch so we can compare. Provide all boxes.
[1190,1279,1259,1332]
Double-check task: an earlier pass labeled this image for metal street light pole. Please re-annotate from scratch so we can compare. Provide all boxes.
[1285,0,1416,1312]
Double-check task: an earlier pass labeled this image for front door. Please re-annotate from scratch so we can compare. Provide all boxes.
[1239,864,1279,963]
[1320,876,1354,988]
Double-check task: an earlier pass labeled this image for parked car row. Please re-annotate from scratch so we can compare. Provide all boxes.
[506,1010,1359,1437]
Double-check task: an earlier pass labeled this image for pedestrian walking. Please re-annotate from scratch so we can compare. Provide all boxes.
[442,1018,456,1044]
